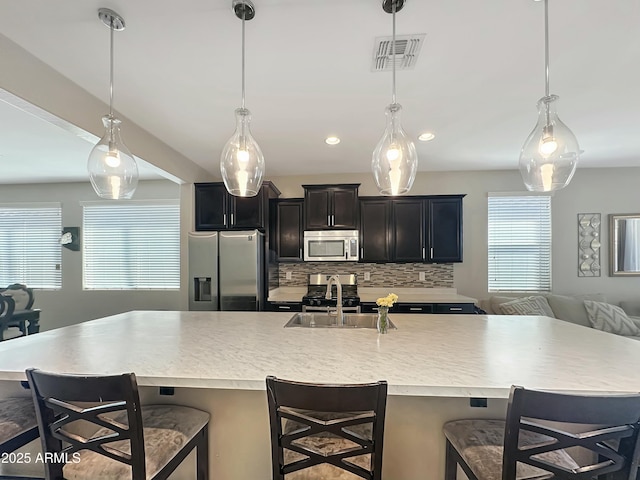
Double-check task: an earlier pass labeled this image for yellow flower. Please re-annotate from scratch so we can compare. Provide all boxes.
[376,293,398,307]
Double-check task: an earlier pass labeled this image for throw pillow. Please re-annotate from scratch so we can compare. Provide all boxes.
[498,296,555,317]
[583,300,640,336]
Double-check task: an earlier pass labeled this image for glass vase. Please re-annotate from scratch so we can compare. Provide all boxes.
[377,306,390,334]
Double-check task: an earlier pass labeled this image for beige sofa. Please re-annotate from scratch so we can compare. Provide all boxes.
[479,293,640,341]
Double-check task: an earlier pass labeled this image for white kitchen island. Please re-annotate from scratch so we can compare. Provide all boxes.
[1,311,639,479]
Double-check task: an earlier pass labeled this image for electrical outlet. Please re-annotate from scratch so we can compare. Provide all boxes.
[419,272,426,281]
[364,272,371,281]
[285,271,292,280]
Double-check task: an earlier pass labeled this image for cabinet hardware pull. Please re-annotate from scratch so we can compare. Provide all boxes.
[223,213,227,226]
[231,213,234,225]
[278,305,291,310]
[332,215,335,226]
[450,307,463,311]
[299,249,303,259]
[431,247,434,258]
[328,215,331,226]
[422,248,425,260]
[410,307,423,311]
[361,247,363,258]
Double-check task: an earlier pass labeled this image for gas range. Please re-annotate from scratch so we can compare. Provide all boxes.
[301,274,360,311]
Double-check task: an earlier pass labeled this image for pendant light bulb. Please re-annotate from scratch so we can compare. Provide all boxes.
[88,115,138,200]
[221,0,264,198]
[519,0,579,192]
[221,108,264,197]
[88,9,138,200]
[372,103,418,196]
[372,0,418,196]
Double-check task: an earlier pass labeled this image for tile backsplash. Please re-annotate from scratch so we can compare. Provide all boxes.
[278,262,453,288]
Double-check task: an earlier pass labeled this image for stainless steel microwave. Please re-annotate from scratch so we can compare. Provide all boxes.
[303,230,359,262]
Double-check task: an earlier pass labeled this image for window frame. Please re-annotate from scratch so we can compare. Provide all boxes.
[0,202,62,290]
[82,200,180,291]
[487,192,552,293]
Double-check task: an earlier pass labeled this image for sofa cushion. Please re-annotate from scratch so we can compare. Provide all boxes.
[498,296,555,317]
[546,294,606,328]
[584,301,640,336]
[620,301,640,317]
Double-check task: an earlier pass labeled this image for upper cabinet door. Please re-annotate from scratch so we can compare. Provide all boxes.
[303,184,359,230]
[359,198,391,262]
[304,188,331,229]
[428,197,463,262]
[392,199,425,262]
[332,187,359,229]
[195,183,228,230]
[230,195,264,228]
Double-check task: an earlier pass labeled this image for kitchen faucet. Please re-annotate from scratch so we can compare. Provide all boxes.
[325,275,344,325]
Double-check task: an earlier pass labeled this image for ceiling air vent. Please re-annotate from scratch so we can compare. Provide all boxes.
[372,34,426,72]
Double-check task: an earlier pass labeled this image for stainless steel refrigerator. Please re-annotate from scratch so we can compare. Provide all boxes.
[188,230,264,311]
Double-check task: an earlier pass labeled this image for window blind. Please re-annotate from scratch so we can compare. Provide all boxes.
[488,195,551,292]
[0,204,62,289]
[83,201,180,290]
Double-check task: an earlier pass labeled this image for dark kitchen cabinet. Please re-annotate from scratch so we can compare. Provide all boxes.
[303,184,359,230]
[429,197,463,263]
[268,301,303,312]
[392,199,425,262]
[195,181,280,231]
[361,302,473,314]
[359,198,391,262]
[275,199,304,261]
[394,195,464,263]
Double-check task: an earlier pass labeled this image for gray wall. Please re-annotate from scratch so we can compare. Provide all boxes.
[3,167,640,331]
[0,180,181,331]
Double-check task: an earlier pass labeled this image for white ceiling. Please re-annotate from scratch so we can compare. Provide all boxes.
[1,0,639,184]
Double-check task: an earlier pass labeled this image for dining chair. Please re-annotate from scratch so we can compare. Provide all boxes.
[266,375,388,480]
[26,368,210,480]
[443,385,640,480]
[0,295,23,341]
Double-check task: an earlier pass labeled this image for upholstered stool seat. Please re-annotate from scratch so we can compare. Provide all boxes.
[0,397,38,454]
[443,419,578,480]
[63,405,210,480]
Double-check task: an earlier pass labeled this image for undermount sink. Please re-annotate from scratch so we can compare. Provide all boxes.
[284,312,397,329]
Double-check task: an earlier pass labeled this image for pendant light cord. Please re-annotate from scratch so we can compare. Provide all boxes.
[544,0,549,98]
[391,1,397,105]
[241,9,246,110]
[543,0,551,126]
[109,17,114,118]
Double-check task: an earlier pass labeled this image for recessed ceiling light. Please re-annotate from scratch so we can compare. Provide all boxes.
[418,132,435,142]
[325,136,340,145]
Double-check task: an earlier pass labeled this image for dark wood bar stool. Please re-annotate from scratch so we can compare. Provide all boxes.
[0,397,39,479]
[443,385,640,480]
[266,375,388,480]
[26,368,210,480]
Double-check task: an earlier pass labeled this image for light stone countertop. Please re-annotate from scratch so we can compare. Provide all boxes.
[0,311,639,398]
[268,287,477,304]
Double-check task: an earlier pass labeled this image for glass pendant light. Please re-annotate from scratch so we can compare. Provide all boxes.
[88,8,138,200]
[372,0,418,196]
[220,0,264,198]
[519,0,579,192]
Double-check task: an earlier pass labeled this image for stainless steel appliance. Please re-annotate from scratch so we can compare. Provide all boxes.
[303,230,359,262]
[188,230,264,311]
[301,274,360,312]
